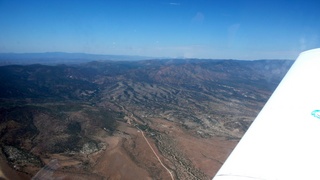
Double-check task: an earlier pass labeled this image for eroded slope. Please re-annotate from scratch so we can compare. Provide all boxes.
[0,59,293,179]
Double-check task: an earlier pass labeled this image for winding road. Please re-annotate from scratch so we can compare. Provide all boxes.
[139,129,174,180]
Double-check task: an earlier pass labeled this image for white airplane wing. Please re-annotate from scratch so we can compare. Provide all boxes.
[213,48,320,180]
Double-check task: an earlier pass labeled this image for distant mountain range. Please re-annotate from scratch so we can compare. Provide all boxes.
[0,52,293,66]
[0,52,156,65]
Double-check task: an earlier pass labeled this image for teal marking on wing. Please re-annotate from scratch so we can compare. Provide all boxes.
[311,110,320,119]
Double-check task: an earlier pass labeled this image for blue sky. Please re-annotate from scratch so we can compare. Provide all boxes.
[0,0,319,59]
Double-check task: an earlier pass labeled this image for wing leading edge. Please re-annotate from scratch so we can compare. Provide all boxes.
[213,48,320,180]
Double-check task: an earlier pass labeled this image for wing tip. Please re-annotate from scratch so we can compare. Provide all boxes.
[300,48,320,55]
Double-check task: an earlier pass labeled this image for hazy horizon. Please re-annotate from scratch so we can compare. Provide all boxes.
[0,51,296,61]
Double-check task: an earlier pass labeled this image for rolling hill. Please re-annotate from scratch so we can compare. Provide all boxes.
[0,59,293,179]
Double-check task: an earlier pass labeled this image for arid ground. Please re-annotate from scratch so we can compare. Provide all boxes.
[0,59,292,179]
